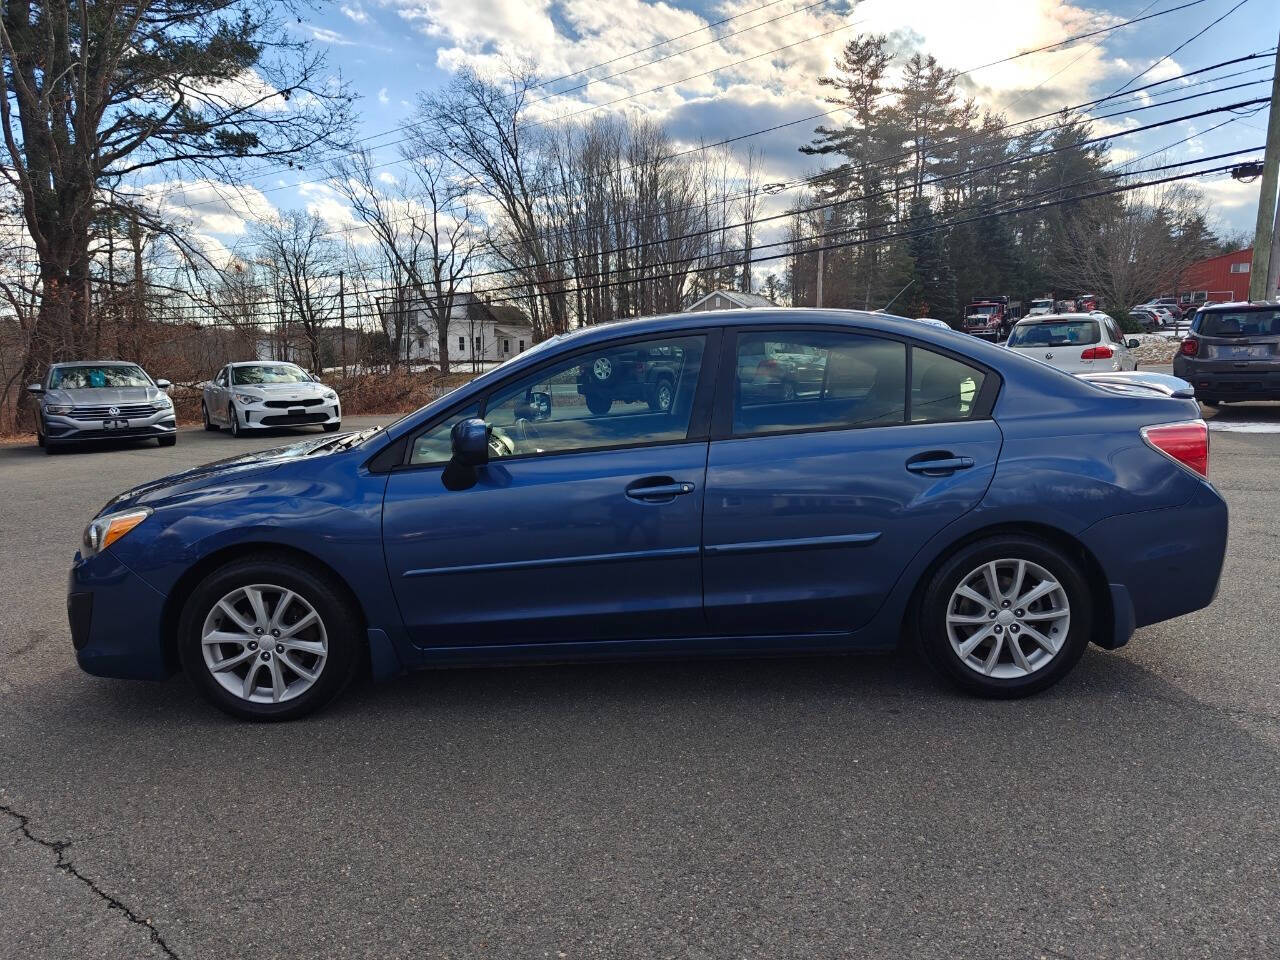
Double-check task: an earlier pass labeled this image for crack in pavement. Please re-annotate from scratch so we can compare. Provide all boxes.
[1,803,179,959]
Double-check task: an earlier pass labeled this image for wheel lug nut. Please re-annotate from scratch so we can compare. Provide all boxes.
[275,644,284,654]
[260,651,271,661]
[254,627,262,635]
[993,624,1003,633]
[1010,625,1020,634]
[1014,609,1024,617]
[247,640,257,650]
[1001,600,1010,608]
[271,629,280,637]
[988,611,997,619]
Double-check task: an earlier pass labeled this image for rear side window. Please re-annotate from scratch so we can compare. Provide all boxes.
[733,331,906,435]
[911,349,986,423]
[1007,320,1100,347]
[1195,309,1280,337]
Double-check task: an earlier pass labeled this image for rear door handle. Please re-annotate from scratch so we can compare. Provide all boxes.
[625,477,696,503]
[905,454,975,476]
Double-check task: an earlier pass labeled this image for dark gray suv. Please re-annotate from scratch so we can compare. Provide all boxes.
[1173,301,1280,407]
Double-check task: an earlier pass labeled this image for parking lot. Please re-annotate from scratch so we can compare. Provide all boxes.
[2,407,1279,960]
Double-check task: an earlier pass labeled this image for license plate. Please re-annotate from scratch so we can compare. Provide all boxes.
[1217,344,1270,359]
[288,407,305,416]
[101,418,128,430]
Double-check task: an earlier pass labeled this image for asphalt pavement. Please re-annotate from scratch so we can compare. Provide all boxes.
[1,411,1278,960]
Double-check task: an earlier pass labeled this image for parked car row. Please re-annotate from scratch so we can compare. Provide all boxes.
[28,359,341,453]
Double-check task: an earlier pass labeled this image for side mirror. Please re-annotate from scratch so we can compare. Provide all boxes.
[1126,338,1140,349]
[155,378,172,390]
[450,417,489,467]
[27,383,43,395]
[515,390,552,421]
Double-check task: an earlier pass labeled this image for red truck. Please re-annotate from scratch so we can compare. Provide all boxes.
[962,297,1021,341]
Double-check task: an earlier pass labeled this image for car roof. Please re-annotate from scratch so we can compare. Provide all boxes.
[50,360,139,368]
[228,360,300,367]
[1198,300,1280,312]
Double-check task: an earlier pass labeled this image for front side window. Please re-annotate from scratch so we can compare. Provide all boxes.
[911,348,986,423]
[215,369,228,387]
[50,364,150,389]
[232,363,310,385]
[409,403,480,465]
[482,334,705,459]
[733,331,906,435]
[1007,320,1100,347]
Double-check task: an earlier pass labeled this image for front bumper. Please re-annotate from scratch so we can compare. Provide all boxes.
[45,409,176,442]
[234,400,341,429]
[69,550,171,680]
[1173,356,1280,399]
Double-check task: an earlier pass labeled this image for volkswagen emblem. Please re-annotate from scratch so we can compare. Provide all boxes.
[108,405,120,416]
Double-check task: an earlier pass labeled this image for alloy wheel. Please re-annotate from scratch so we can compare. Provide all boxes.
[200,584,328,704]
[656,381,673,410]
[945,558,1070,679]
[592,357,613,381]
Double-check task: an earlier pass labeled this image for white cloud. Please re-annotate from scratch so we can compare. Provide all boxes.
[141,180,278,238]
[379,87,391,104]
[341,3,370,23]
[309,25,357,46]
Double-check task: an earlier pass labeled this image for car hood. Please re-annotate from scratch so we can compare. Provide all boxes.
[48,386,165,406]
[225,381,330,399]
[97,433,353,516]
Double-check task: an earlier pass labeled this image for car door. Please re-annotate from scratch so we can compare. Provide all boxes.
[382,330,718,648]
[208,367,229,422]
[703,327,1002,636]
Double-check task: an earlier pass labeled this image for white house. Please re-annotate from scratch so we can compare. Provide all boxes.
[384,291,533,367]
[685,288,777,312]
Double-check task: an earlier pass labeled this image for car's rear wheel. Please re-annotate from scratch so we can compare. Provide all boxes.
[178,555,361,721]
[585,393,613,416]
[918,536,1092,698]
[201,402,218,431]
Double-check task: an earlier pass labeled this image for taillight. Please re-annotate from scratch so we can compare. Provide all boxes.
[1180,337,1199,356]
[1081,345,1114,359]
[1141,419,1209,477]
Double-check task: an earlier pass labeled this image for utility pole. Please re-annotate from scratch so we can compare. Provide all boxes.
[338,270,347,378]
[815,248,825,308]
[1248,31,1280,301]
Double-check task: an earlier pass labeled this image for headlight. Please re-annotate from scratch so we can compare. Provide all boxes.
[82,507,152,558]
[153,395,173,409]
[322,390,338,401]
[235,394,261,405]
[45,403,73,415]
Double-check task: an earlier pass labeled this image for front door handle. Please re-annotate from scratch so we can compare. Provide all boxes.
[625,477,696,503]
[905,453,975,477]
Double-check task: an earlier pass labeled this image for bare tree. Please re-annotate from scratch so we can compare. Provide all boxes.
[253,212,339,372]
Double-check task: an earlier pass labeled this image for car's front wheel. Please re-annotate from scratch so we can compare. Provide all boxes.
[918,536,1092,698]
[228,404,242,437]
[178,555,362,721]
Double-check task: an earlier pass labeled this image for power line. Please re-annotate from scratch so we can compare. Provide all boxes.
[148,0,1215,216]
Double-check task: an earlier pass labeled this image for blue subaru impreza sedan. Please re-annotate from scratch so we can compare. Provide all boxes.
[69,310,1228,720]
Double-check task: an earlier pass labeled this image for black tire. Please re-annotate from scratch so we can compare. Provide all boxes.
[158,434,177,447]
[588,355,618,385]
[1199,397,1221,408]
[178,554,362,721]
[585,392,613,416]
[44,438,62,455]
[201,402,218,431]
[917,535,1092,699]
[228,404,242,437]
[35,420,45,448]
[648,376,675,412]
[323,421,341,433]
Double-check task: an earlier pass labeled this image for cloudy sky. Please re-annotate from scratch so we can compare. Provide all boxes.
[162,0,1278,263]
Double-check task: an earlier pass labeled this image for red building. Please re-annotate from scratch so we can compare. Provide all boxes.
[1177,247,1254,305]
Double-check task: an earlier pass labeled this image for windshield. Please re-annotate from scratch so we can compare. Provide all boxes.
[232,364,311,385]
[1195,309,1280,338]
[50,364,150,389]
[1007,320,1100,348]
[967,305,999,317]
[1030,300,1052,309]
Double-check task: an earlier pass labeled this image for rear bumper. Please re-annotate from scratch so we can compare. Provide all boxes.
[69,550,171,680]
[1079,480,1228,646]
[1172,357,1280,398]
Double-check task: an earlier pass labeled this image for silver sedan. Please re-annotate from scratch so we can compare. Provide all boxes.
[28,361,177,453]
[202,361,342,437]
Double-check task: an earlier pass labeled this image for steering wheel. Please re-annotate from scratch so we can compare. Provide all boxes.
[514,417,541,444]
